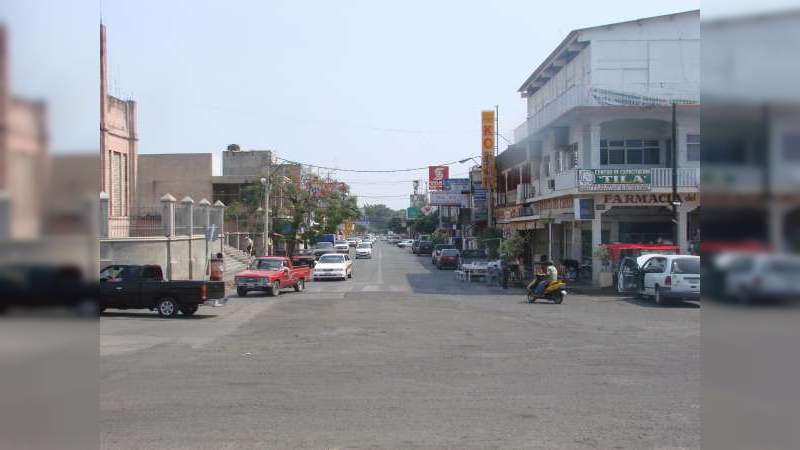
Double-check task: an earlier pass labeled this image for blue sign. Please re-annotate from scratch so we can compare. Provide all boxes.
[444,178,470,193]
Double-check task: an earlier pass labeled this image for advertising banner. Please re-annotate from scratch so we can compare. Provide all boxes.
[443,178,470,193]
[481,110,496,189]
[577,169,652,192]
[428,166,449,191]
[430,191,465,206]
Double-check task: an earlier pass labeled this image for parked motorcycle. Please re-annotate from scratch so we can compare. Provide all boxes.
[526,275,567,304]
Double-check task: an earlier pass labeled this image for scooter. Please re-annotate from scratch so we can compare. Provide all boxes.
[526,275,567,304]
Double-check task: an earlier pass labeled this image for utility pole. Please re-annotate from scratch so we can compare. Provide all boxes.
[261,163,270,256]
[671,102,679,252]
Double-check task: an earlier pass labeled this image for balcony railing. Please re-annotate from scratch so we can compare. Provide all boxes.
[651,168,700,188]
[514,83,700,143]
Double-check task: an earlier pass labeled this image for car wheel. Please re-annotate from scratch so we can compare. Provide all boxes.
[157,297,180,317]
[654,286,667,306]
[270,281,281,296]
[237,287,247,297]
[348,270,352,279]
[180,304,198,316]
[294,279,305,292]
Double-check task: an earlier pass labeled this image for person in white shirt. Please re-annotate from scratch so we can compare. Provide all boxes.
[535,260,558,295]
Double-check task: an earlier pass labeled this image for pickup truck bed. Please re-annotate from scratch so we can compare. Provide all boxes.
[100,265,226,317]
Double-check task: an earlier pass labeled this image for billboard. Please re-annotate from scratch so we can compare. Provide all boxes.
[430,191,465,206]
[428,165,449,191]
[443,178,470,193]
[481,110,496,189]
[577,169,652,192]
[406,207,421,219]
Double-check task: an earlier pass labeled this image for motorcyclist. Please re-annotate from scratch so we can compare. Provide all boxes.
[535,260,558,295]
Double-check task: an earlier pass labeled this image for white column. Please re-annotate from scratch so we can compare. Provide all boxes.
[591,215,603,285]
[99,191,109,238]
[161,194,176,237]
[589,125,602,168]
[571,221,582,260]
[769,203,788,252]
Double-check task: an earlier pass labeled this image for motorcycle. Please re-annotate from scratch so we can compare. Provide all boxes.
[526,275,567,304]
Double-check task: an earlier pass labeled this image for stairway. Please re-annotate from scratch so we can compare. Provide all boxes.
[222,244,251,282]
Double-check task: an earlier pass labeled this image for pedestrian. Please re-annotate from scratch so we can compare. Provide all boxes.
[245,235,254,256]
[500,255,510,289]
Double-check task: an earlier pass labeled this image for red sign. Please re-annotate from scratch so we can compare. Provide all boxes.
[428,166,449,191]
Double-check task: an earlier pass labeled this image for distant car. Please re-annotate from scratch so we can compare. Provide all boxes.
[313,253,353,281]
[618,254,700,305]
[417,241,434,255]
[313,241,335,258]
[397,239,412,248]
[334,240,350,253]
[347,238,359,247]
[437,249,460,269]
[356,243,373,259]
[431,244,456,265]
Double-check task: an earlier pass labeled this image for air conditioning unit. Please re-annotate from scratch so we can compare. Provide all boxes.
[548,179,555,190]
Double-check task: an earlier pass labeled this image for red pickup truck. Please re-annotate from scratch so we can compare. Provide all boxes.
[234,256,311,297]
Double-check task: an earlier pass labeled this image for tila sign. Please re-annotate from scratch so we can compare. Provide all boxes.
[593,169,651,184]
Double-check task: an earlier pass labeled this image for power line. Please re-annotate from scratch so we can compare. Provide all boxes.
[275,155,480,173]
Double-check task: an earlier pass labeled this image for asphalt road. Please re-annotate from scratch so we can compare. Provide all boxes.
[101,243,700,450]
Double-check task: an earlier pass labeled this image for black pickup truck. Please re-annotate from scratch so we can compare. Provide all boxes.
[100,265,227,317]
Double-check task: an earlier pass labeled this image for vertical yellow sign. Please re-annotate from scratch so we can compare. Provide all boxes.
[481,110,496,189]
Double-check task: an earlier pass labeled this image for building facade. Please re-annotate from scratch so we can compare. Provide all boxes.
[100,24,138,237]
[495,10,700,284]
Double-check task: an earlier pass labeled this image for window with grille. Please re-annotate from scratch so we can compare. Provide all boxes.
[600,139,660,165]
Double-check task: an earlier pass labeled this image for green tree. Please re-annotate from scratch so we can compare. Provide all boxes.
[318,193,360,234]
[387,216,405,234]
[411,212,438,235]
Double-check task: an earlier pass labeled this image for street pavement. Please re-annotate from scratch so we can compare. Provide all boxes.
[101,242,700,449]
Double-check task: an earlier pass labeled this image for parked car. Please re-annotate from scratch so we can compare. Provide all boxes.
[618,254,700,305]
[716,252,800,304]
[313,253,353,281]
[411,240,421,253]
[356,243,373,259]
[0,265,97,315]
[417,240,434,255]
[313,241,335,258]
[431,244,456,265]
[235,257,311,297]
[437,249,461,269]
[99,265,227,317]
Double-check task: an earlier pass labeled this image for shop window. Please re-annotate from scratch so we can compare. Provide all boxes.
[687,134,701,162]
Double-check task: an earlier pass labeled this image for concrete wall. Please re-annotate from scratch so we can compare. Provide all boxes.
[222,149,271,177]
[137,153,213,209]
[100,235,222,281]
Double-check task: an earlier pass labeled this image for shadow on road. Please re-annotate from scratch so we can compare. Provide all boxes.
[617,296,701,309]
[101,311,219,319]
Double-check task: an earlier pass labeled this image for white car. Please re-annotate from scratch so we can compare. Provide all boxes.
[313,253,353,281]
[397,239,413,248]
[716,252,800,303]
[355,243,373,259]
[618,254,700,305]
[334,240,350,254]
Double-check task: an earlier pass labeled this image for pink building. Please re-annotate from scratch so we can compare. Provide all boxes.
[100,24,137,237]
[0,25,49,239]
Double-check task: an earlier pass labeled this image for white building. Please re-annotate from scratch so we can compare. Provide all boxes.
[495,10,700,285]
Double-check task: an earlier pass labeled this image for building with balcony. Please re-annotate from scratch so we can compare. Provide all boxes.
[495,10,700,284]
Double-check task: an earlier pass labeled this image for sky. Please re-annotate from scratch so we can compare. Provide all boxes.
[0,0,736,210]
